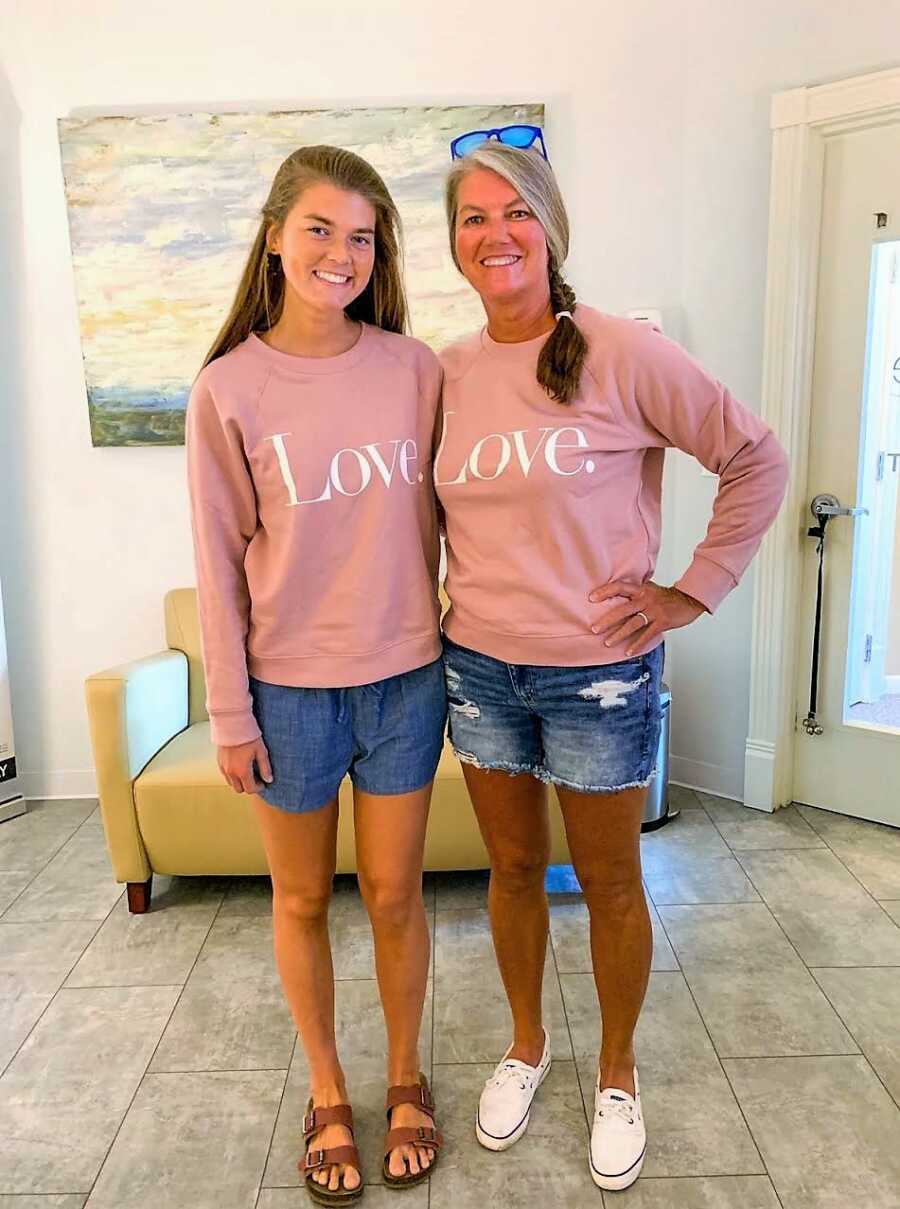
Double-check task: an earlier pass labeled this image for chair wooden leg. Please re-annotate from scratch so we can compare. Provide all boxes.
[127,877,152,914]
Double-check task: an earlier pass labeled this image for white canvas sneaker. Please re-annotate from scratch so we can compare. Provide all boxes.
[475,1030,552,1151]
[589,1067,646,1191]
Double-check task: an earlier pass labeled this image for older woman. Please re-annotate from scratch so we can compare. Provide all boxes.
[434,132,788,1191]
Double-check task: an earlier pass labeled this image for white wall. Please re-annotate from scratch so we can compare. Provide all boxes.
[888,487,900,678]
[1,0,898,801]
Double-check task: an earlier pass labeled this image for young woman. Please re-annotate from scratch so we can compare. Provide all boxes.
[435,137,788,1192]
[187,146,444,1204]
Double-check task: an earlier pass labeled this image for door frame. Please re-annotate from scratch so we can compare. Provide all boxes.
[744,65,900,811]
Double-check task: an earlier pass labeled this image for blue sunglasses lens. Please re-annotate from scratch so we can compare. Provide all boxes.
[499,126,538,148]
[453,131,490,158]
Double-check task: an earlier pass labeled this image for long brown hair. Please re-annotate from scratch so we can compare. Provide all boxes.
[445,142,588,405]
[202,145,407,369]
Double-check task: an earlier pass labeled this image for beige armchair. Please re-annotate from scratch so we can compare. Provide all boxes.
[85,589,570,912]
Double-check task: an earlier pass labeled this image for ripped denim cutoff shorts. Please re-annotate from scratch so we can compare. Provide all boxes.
[442,635,664,794]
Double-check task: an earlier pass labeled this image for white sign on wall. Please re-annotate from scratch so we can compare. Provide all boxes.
[0,576,24,818]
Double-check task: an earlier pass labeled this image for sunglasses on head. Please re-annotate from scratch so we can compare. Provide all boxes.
[449,124,549,162]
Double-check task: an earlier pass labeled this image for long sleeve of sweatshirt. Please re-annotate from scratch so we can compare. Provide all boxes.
[186,372,261,747]
[622,323,790,612]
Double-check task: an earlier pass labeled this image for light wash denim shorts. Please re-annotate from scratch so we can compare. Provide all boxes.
[248,658,447,813]
[442,636,664,794]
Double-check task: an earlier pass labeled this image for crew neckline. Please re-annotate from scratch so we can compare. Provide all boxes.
[480,310,573,361]
[247,322,372,375]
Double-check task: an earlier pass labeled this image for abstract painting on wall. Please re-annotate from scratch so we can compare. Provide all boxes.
[57,102,544,447]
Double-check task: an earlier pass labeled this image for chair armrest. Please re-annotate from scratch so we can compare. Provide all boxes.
[84,649,189,882]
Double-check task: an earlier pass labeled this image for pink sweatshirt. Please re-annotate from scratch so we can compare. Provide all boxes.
[186,325,442,746]
[436,305,789,666]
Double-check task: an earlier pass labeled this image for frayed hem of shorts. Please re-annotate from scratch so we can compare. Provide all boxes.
[543,768,658,795]
[450,747,658,794]
[451,747,550,781]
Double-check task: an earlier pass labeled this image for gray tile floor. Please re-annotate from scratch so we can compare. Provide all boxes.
[1,790,900,1208]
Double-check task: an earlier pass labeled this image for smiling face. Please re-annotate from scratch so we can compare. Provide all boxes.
[267,180,377,316]
[453,167,551,311]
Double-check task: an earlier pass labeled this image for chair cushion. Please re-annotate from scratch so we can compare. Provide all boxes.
[133,722,552,876]
[134,722,266,874]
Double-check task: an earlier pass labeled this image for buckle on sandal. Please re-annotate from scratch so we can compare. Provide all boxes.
[302,1111,316,1135]
[416,1126,433,1142]
[305,1149,326,1170]
[419,1085,434,1110]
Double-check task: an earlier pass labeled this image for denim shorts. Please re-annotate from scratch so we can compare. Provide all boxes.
[442,637,664,794]
[248,658,447,813]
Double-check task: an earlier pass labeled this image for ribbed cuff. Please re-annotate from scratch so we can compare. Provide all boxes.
[209,710,262,748]
[673,555,738,615]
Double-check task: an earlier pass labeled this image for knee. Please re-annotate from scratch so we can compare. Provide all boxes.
[579,866,644,913]
[357,872,420,930]
[490,850,548,895]
[273,882,331,927]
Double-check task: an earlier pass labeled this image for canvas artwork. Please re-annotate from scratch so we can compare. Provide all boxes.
[57,102,544,447]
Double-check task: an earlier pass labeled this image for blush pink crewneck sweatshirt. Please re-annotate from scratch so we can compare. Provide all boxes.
[186,324,442,747]
[435,305,789,667]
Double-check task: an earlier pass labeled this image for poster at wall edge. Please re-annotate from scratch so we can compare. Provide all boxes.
[0,575,25,818]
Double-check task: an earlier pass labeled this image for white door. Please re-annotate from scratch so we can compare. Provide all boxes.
[793,121,900,826]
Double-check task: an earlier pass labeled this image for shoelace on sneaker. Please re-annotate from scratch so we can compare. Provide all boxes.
[596,1092,636,1126]
[486,1061,536,1094]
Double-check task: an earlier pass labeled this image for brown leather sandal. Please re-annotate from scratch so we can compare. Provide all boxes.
[299,1099,364,1205]
[382,1073,443,1189]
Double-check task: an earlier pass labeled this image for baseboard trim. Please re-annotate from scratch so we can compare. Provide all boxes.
[669,755,743,803]
[21,769,98,801]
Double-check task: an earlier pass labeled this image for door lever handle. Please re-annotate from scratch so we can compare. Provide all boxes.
[811,493,868,519]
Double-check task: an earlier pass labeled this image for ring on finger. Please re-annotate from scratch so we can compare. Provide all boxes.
[636,610,651,627]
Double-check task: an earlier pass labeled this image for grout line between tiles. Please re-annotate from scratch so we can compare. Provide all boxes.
[701,795,822,851]
[710,1048,861,1059]
[805,969,900,1113]
[725,853,882,1019]
[724,844,827,852]
[0,908,124,926]
[59,982,185,991]
[548,912,585,1123]
[79,884,227,1203]
[256,1032,297,1208]
[643,899,762,908]
[808,964,900,969]
[651,906,770,1181]
[731,850,900,969]
[754,820,900,908]
[0,867,46,918]
[0,910,109,1081]
[147,1065,291,1075]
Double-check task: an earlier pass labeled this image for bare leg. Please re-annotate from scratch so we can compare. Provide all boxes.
[556,785,651,1096]
[354,783,435,1179]
[252,796,360,1195]
[461,765,551,1067]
